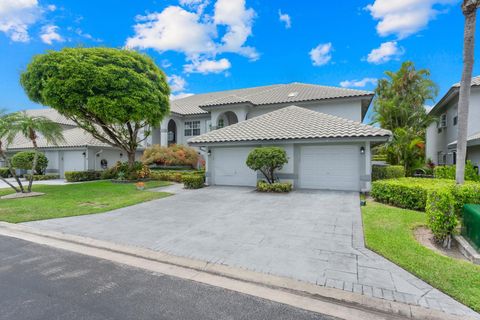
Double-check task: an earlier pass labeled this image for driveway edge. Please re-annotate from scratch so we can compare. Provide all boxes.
[0,221,472,320]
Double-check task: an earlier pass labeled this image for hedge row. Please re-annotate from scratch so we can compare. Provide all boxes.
[182,175,204,189]
[150,170,205,183]
[65,171,102,182]
[372,165,405,181]
[0,167,11,178]
[256,180,292,193]
[434,161,479,181]
[24,174,60,181]
[371,178,480,214]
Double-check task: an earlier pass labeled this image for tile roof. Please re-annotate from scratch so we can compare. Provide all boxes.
[188,106,391,144]
[453,75,480,87]
[170,82,373,115]
[430,75,480,115]
[6,127,112,150]
[23,108,76,126]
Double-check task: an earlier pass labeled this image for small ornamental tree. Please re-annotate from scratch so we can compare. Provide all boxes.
[246,147,288,184]
[20,47,170,168]
[11,151,48,175]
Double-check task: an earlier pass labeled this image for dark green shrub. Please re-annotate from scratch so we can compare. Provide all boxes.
[65,171,102,182]
[11,151,48,174]
[0,167,11,178]
[426,190,458,246]
[434,161,479,181]
[182,175,204,189]
[372,165,405,181]
[246,147,288,184]
[150,170,204,183]
[256,180,292,193]
[24,174,60,181]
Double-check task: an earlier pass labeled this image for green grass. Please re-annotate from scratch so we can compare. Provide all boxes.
[0,180,171,223]
[362,201,480,312]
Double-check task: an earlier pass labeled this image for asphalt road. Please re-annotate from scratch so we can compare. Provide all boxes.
[0,235,336,320]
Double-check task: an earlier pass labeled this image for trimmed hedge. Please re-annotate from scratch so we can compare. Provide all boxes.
[183,175,204,189]
[65,171,102,182]
[372,165,405,181]
[150,170,204,183]
[371,178,480,213]
[0,167,11,178]
[256,180,292,193]
[426,190,458,244]
[434,161,479,181]
[24,174,60,181]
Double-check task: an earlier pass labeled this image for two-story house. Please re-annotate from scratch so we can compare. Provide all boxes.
[426,76,480,167]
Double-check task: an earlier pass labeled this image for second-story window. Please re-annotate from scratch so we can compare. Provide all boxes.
[184,121,200,136]
[453,115,458,126]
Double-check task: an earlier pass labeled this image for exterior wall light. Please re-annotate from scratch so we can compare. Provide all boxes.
[207,150,212,156]
[360,146,365,155]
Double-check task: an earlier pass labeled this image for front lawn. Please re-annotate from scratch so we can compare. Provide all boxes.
[362,201,480,312]
[0,180,171,223]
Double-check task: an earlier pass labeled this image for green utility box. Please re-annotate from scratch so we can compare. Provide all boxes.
[462,204,480,250]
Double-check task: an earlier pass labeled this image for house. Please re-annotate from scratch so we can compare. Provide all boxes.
[426,76,480,167]
[5,109,143,177]
[150,82,390,191]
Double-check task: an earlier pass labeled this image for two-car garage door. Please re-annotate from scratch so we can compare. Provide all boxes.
[211,145,361,191]
[298,145,360,191]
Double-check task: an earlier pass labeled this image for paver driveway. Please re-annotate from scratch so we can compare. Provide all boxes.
[25,185,478,318]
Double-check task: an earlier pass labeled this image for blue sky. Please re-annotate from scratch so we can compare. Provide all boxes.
[0,0,478,119]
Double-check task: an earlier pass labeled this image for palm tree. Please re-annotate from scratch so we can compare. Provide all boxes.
[456,0,480,184]
[0,112,25,193]
[6,112,65,192]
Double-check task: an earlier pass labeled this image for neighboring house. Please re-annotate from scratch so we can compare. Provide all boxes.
[151,82,389,192]
[426,76,480,167]
[4,109,143,178]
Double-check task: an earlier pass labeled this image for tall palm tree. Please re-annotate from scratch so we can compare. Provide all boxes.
[456,0,480,184]
[6,112,65,192]
[0,112,25,193]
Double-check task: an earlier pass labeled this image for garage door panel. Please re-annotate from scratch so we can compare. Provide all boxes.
[299,145,359,191]
[213,147,257,186]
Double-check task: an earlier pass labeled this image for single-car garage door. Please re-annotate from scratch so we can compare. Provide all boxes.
[298,145,360,191]
[212,147,257,186]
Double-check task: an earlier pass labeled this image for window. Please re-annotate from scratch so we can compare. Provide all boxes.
[453,115,458,126]
[184,121,200,136]
[453,151,457,165]
[438,114,447,128]
[217,118,224,129]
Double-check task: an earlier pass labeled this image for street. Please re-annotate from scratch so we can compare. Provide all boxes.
[0,235,336,320]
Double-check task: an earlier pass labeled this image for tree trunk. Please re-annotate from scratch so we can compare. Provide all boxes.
[0,144,23,193]
[456,2,478,185]
[28,139,39,193]
[127,151,136,168]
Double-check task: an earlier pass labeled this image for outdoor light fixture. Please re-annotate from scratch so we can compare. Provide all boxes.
[207,150,212,156]
[82,152,86,156]
[120,153,123,157]
[360,146,365,154]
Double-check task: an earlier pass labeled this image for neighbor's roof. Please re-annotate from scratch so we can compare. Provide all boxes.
[170,82,373,115]
[23,108,77,126]
[188,106,391,145]
[429,75,480,115]
[6,127,112,150]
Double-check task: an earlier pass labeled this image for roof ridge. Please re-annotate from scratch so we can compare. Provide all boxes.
[288,82,373,94]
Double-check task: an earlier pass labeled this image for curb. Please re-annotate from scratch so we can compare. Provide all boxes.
[0,221,474,320]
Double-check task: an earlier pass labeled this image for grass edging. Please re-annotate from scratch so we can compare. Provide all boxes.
[361,201,480,312]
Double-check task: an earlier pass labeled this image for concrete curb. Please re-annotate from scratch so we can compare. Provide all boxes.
[0,221,473,320]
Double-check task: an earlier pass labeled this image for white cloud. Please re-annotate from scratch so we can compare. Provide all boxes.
[309,43,333,66]
[179,0,209,14]
[47,4,56,11]
[278,10,291,29]
[184,58,231,74]
[168,74,187,92]
[0,0,41,42]
[366,41,404,64]
[340,78,378,88]
[171,92,194,100]
[366,0,458,39]
[214,0,258,60]
[40,24,63,45]
[125,6,216,55]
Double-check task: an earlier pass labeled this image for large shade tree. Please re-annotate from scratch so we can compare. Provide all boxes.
[372,61,438,174]
[456,0,480,184]
[20,47,170,167]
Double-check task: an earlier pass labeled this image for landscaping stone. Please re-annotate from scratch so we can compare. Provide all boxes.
[1,192,45,200]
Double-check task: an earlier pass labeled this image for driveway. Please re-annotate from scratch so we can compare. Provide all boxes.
[25,185,478,318]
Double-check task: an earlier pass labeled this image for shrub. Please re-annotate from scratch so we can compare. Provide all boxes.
[0,167,11,178]
[142,144,199,168]
[246,147,288,184]
[11,151,48,174]
[183,175,204,189]
[434,161,479,181]
[426,190,458,246]
[100,161,151,181]
[150,170,204,183]
[372,165,405,181]
[23,174,59,181]
[256,180,292,193]
[65,171,102,182]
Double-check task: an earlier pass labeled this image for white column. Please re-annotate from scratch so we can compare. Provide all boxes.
[365,141,371,191]
[205,147,211,186]
[160,118,169,147]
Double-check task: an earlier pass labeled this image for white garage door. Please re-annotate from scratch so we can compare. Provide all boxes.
[299,145,360,191]
[60,151,86,177]
[212,147,257,186]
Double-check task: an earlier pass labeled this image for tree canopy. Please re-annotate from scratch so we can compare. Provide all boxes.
[246,147,288,184]
[20,47,170,165]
